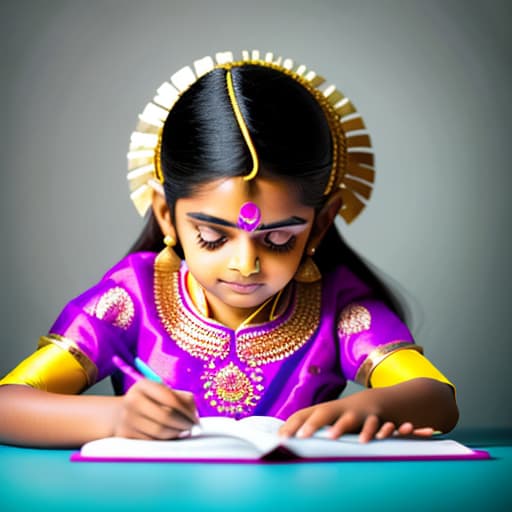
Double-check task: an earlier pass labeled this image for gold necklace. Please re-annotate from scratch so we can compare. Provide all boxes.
[186,271,284,328]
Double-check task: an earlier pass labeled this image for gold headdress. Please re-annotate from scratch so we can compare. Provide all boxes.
[127,50,374,223]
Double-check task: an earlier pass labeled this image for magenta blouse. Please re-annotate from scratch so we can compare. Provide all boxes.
[47,252,415,420]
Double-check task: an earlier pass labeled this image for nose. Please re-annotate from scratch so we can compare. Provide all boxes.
[227,237,260,277]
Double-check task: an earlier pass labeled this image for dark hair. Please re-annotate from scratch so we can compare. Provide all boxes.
[129,65,407,321]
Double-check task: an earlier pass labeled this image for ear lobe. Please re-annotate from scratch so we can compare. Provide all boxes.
[307,189,343,251]
[151,191,176,240]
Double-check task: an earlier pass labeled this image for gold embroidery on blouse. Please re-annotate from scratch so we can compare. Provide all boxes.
[39,333,98,385]
[236,281,322,367]
[154,265,231,360]
[201,361,264,415]
[85,286,135,330]
[154,265,321,367]
[338,303,371,335]
[355,341,423,386]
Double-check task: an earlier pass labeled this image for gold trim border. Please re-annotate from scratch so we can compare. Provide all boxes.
[355,341,423,387]
[38,334,98,386]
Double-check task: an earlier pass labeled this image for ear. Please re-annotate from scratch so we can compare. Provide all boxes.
[306,189,343,254]
[151,191,177,240]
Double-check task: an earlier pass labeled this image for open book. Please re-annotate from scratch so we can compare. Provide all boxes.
[71,416,489,463]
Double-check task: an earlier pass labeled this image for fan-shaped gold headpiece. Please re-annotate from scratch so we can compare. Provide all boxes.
[127,50,375,223]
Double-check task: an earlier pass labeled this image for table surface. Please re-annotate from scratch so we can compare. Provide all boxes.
[1,428,511,512]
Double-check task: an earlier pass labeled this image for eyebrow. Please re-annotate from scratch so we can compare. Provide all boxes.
[186,212,308,230]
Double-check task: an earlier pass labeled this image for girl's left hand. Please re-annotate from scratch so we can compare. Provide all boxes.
[278,391,435,443]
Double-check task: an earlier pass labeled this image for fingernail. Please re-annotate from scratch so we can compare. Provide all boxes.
[297,427,308,438]
[327,428,338,439]
[178,430,191,439]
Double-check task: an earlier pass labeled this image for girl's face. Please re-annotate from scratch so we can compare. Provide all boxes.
[174,176,315,323]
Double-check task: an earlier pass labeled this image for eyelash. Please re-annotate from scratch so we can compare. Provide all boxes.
[264,234,297,253]
[195,231,297,253]
[196,232,227,251]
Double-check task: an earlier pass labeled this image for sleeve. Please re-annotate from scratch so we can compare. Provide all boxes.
[0,267,139,394]
[337,299,454,390]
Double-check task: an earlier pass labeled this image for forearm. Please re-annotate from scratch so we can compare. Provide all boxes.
[367,377,459,433]
[0,384,120,447]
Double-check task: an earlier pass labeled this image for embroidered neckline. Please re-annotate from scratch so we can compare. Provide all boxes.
[153,263,322,366]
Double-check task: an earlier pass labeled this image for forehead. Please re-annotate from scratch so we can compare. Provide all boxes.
[175,177,314,222]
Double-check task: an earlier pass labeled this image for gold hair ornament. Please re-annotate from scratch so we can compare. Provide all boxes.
[127,50,375,223]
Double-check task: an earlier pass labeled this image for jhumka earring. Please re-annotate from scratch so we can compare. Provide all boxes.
[294,248,321,283]
[155,235,182,273]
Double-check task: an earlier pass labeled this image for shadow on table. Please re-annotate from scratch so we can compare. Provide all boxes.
[450,427,512,448]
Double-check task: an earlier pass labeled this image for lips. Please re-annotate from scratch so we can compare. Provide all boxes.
[220,280,263,294]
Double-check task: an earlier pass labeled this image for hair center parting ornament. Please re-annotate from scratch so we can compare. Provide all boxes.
[127,50,375,224]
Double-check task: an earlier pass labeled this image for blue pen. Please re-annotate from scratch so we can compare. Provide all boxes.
[134,357,201,429]
[134,357,164,383]
[111,355,164,384]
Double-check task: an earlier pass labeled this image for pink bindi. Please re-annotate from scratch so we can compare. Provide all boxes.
[237,202,261,232]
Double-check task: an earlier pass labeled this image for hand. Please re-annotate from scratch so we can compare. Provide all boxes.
[278,389,435,443]
[113,379,199,440]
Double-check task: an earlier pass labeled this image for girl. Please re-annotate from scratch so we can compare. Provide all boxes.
[0,50,458,447]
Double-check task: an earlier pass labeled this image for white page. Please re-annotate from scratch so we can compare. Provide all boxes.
[192,416,283,454]
[80,435,264,460]
[80,417,285,460]
[78,416,477,461]
[283,432,476,458]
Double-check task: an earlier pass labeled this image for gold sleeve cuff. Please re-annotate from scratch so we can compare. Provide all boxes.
[368,347,455,391]
[0,334,97,394]
[355,341,423,386]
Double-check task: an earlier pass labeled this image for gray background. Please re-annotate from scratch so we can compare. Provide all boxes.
[1,0,510,429]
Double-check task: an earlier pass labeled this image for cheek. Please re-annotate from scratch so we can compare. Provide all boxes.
[262,246,306,278]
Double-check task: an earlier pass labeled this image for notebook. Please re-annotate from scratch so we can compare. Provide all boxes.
[71,416,489,463]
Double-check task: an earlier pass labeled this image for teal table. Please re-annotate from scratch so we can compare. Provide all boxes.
[1,429,511,512]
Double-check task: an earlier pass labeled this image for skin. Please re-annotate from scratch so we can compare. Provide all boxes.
[0,176,458,447]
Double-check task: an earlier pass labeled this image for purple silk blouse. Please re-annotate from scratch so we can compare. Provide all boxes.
[47,252,415,420]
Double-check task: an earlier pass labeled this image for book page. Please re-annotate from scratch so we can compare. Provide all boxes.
[193,416,283,454]
[79,416,284,461]
[76,417,484,462]
[282,432,477,459]
[79,434,265,460]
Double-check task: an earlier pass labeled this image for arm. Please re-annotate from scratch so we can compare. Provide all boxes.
[279,377,459,442]
[0,381,198,448]
[282,296,458,442]
[0,384,119,447]
[0,346,198,447]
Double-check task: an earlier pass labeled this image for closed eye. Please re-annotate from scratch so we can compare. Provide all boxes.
[196,226,227,251]
[263,232,296,253]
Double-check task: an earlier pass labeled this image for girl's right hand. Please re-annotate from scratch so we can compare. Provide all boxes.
[113,379,199,440]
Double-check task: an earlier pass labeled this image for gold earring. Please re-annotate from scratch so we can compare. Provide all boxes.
[155,235,181,273]
[294,248,321,283]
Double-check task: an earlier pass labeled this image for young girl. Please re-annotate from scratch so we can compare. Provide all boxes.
[0,50,458,447]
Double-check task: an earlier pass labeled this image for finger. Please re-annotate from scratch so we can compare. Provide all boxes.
[116,399,188,440]
[136,380,198,426]
[375,421,396,440]
[125,382,197,431]
[143,396,194,431]
[172,390,200,425]
[121,414,187,440]
[328,410,360,439]
[411,427,435,437]
[358,414,381,443]
[278,410,313,438]
[396,422,415,436]
[296,407,341,438]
